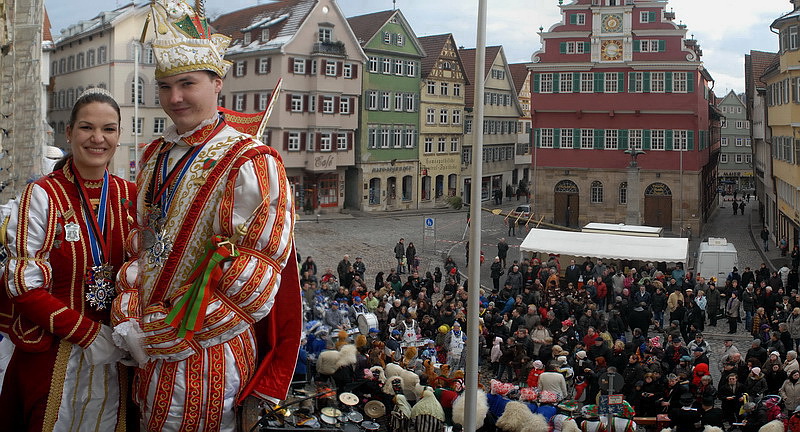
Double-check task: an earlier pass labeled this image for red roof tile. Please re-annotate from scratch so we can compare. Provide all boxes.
[212,0,312,45]
[346,10,395,47]
[507,62,529,94]
[459,45,501,108]
[747,50,779,89]
[43,8,53,42]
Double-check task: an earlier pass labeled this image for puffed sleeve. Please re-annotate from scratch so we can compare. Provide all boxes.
[192,150,293,347]
[5,183,101,348]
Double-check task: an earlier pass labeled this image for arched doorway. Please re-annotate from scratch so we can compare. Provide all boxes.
[644,182,673,230]
[554,180,579,227]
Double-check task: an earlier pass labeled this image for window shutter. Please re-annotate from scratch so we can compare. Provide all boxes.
[594,129,603,149]
[617,72,624,92]
[266,130,272,146]
[306,59,312,75]
[687,130,695,150]
[352,64,358,78]
[643,72,651,93]
[633,40,641,52]
[619,129,628,150]
[665,130,673,151]
[643,130,651,150]
[318,95,324,112]
[300,132,306,149]
[534,129,541,148]
[560,42,567,54]
[570,14,577,25]
[573,128,580,149]
[594,72,604,92]
[533,74,540,93]
[219,95,226,108]
[573,73,580,91]
[649,11,656,22]
[348,132,354,150]
[242,94,247,111]
[302,95,309,112]
[316,133,322,151]
[628,72,636,92]
[337,62,343,77]
[334,96,340,113]
[553,129,561,149]
[254,94,259,110]
[351,97,356,114]
[285,94,292,111]
[283,131,289,150]
[584,42,591,53]
[553,73,560,93]
[658,40,666,52]
[267,58,272,73]
[288,57,294,73]
[687,72,695,92]
[243,60,248,76]
[665,72,673,92]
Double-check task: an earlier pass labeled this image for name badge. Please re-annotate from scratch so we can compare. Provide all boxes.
[64,222,80,242]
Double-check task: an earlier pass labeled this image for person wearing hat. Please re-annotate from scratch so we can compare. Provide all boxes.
[745,366,768,399]
[669,392,702,432]
[664,337,689,371]
[699,394,724,428]
[325,300,346,330]
[718,338,740,372]
[691,345,710,366]
[687,332,710,356]
[578,404,604,432]
[111,1,302,429]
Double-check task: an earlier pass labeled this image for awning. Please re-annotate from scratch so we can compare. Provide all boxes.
[520,228,688,262]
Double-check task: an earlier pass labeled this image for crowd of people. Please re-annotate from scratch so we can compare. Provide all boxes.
[297,236,800,431]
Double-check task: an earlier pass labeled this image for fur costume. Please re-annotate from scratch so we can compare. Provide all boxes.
[759,420,786,432]
[496,401,549,432]
[394,394,412,418]
[384,376,404,396]
[402,346,418,369]
[355,334,368,350]
[369,365,387,383]
[335,329,349,350]
[386,362,422,396]
[316,344,358,376]
[704,427,724,432]
[552,415,580,432]
[411,387,446,421]
[453,389,488,429]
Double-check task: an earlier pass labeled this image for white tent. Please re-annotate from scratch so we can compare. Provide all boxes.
[519,228,688,262]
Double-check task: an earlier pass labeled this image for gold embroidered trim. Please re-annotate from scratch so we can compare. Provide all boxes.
[43,341,72,431]
[50,306,68,333]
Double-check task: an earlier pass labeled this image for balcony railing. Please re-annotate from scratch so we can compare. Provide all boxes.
[312,41,346,56]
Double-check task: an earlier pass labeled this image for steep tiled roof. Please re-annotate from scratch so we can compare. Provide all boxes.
[43,9,53,42]
[507,62,529,94]
[750,50,779,87]
[346,10,395,47]
[418,34,450,77]
[212,0,315,53]
[459,46,501,108]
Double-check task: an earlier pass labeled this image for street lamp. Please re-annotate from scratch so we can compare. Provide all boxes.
[624,149,645,225]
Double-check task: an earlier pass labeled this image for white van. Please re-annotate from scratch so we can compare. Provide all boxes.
[696,238,738,282]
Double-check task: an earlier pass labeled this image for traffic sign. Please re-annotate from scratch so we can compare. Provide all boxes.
[424,217,435,228]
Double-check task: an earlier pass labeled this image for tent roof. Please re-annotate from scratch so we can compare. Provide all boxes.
[520,228,688,262]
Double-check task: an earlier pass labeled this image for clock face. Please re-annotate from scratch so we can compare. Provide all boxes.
[602,14,623,32]
[601,40,623,61]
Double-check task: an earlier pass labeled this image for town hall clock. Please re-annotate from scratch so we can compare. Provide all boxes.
[601,39,623,61]
[601,14,623,33]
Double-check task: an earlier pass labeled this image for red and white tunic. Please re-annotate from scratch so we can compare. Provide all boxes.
[0,163,136,431]
[113,119,300,432]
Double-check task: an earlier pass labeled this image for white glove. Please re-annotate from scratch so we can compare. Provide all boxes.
[84,324,125,365]
[112,319,149,367]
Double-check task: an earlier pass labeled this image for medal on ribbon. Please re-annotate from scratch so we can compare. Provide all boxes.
[142,119,225,268]
[75,169,116,311]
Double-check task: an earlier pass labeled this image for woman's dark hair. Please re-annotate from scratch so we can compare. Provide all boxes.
[54,89,121,172]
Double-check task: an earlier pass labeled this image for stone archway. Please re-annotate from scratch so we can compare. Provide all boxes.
[554,180,579,227]
[644,182,673,230]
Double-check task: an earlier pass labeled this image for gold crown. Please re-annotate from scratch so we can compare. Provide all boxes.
[149,0,232,79]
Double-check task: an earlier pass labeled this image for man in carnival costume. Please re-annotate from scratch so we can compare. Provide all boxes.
[111,1,301,430]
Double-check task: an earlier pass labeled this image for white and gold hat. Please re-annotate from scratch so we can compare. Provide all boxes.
[149,0,232,79]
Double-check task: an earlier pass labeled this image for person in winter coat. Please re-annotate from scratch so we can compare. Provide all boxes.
[766,362,788,394]
[405,242,417,273]
[504,265,523,296]
[629,302,653,338]
[490,257,504,292]
[490,336,503,375]
[789,308,800,353]
[527,359,544,388]
[651,286,668,329]
[786,351,800,373]
[745,367,768,399]
[718,373,745,424]
[704,283,721,326]
[782,370,800,415]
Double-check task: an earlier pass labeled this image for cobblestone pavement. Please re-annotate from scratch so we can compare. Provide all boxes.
[295,196,786,387]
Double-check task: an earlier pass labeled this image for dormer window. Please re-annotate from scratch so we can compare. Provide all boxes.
[243,32,251,45]
[261,29,270,42]
[319,26,333,43]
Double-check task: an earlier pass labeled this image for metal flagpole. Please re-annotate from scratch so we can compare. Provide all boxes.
[464,0,487,430]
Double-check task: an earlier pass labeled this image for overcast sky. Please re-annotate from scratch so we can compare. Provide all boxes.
[45,0,789,94]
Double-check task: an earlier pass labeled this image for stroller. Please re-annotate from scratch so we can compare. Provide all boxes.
[732,394,786,432]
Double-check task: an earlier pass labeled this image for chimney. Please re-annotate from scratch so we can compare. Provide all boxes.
[794,0,800,11]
